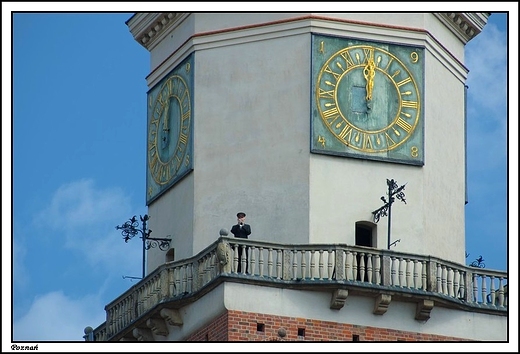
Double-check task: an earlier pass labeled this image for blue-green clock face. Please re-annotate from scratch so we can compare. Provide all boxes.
[146,55,194,205]
[311,35,424,165]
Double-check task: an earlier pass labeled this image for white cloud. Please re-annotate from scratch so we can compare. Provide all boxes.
[12,223,29,290]
[34,179,131,232]
[12,291,105,341]
[465,20,508,175]
[33,178,144,273]
[466,21,507,118]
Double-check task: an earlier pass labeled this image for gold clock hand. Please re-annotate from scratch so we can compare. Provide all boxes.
[163,101,170,132]
[363,57,376,101]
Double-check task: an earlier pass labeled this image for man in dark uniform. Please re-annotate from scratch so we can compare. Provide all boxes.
[230,212,251,273]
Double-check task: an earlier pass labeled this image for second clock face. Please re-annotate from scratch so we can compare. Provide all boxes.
[146,54,194,205]
[311,35,424,165]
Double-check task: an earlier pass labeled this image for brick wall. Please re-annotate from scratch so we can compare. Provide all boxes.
[185,311,228,341]
[186,310,467,341]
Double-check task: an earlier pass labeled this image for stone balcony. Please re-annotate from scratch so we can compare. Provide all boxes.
[85,235,508,341]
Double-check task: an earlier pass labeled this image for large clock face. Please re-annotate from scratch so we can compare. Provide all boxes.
[311,35,424,165]
[146,54,194,205]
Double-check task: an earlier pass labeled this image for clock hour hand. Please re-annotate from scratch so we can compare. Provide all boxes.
[162,101,170,148]
[163,101,170,132]
[363,57,376,101]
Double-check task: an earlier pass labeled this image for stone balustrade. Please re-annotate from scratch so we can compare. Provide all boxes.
[90,236,507,341]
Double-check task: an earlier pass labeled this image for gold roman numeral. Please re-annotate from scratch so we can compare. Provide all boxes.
[179,133,188,145]
[362,133,373,150]
[324,65,341,81]
[395,117,413,133]
[319,88,335,98]
[340,50,355,68]
[338,124,353,142]
[363,47,374,63]
[402,100,418,109]
[322,107,339,125]
[396,77,412,87]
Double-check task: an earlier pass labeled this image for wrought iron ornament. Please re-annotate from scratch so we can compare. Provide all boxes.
[116,214,171,278]
[372,179,407,249]
[469,255,486,268]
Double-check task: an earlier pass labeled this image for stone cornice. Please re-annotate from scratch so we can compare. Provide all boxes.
[126,13,183,50]
[434,12,490,44]
[126,13,490,51]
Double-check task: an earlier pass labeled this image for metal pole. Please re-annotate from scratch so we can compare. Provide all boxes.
[387,181,392,250]
[142,218,146,279]
[142,231,146,279]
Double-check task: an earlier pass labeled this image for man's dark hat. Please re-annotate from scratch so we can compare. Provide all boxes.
[237,212,246,218]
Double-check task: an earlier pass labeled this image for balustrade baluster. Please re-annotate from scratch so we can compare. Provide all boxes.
[358,253,366,282]
[352,252,358,282]
[366,254,373,284]
[346,251,353,281]
[327,250,333,280]
[453,269,460,298]
[481,275,487,304]
[258,247,264,277]
[121,299,127,327]
[318,250,324,280]
[374,254,380,284]
[301,250,307,280]
[413,260,419,289]
[233,244,239,274]
[292,250,298,280]
[489,276,496,305]
[310,250,316,280]
[276,250,282,279]
[472,273,478,303]
[421,260,427,290]
[150,278,156,306]
[140,283,146,313]
[153,277,159,305]
[179,265,186,293]
[175,266,182,295]
[436,263,442,294]
[187,263,193,293]
[168,268,174,296]
[399,258,405,287]
[250,246,256,276]
[405,259,412,288]
[206,255,212,282]
[107,308,114,335]
[126,297,132,325]
[115,303,121,333]
[441,265,447,295]
[458,271,465,299]
[447,267,453,297]
[390,256,397,286]
[210,252,216,279]
[498,278,504,307]
[203,254,211,284]
[142,281,149,311]
[151,279,157,308]
[267,248,273,277]
[240,246,247,274]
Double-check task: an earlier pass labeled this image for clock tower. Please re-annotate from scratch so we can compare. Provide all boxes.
[85,12,507,343]
[133,13,477,272]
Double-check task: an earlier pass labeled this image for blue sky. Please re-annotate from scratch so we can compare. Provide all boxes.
[4,5,518,350]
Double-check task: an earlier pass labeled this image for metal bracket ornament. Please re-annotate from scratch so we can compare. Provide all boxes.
[116,214,171,278]
[372,179,407,249]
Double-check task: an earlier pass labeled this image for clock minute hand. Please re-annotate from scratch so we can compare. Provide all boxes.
[161,100,170,149]
[363,57,376,101]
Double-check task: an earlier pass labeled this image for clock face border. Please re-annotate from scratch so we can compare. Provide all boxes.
[146,54,194,205]
[311,34,425,166]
